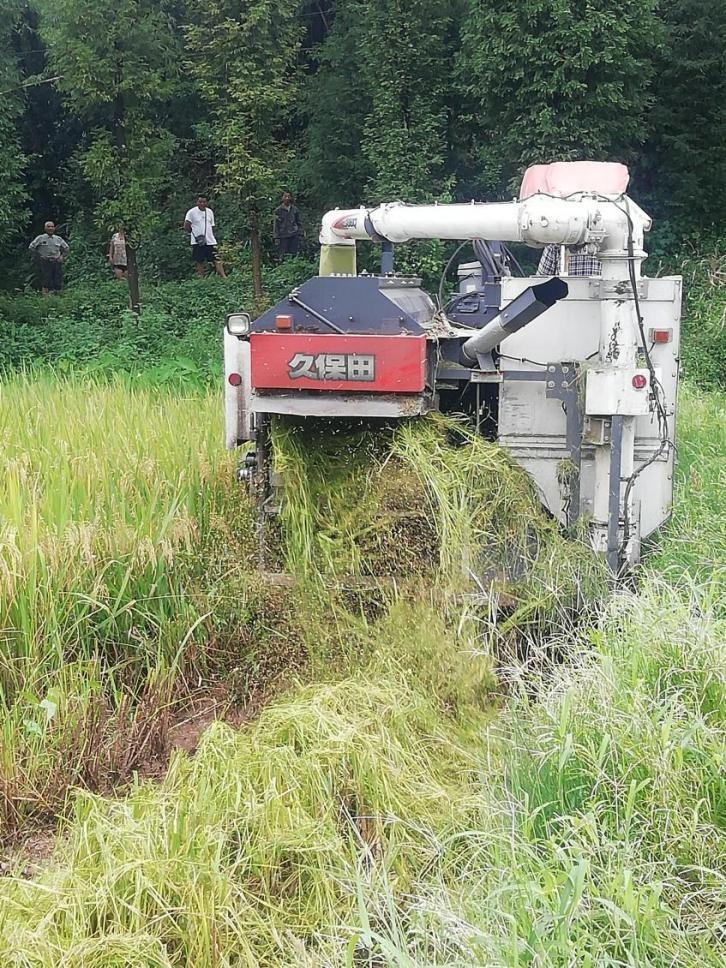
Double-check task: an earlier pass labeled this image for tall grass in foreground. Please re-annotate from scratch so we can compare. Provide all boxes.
[0,584,721,965]
[0,379,722,963]
[0,372,232,673]
[0,374,244,834]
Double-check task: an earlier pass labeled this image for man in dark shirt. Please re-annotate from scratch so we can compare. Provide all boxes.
[273,191,302,257]
[29,221,69,294]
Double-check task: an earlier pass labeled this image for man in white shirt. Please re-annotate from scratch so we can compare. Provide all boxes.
[183,195,227,278]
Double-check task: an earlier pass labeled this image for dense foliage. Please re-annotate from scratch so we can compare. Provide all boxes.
[458,0,661,194]
[0,0,29,246]
[0,0,723,284]
[0,256,316,383]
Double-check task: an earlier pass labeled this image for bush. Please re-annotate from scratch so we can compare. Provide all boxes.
[0,258,316,383]
[677,244,726,390]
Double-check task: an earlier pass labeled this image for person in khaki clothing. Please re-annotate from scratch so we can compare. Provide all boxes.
[107,225,128,280]
[29,221,69,295]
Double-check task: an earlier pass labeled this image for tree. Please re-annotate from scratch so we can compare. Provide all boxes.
[458,0,663,197]
[185,0,304,299]
[646,0,726,227]
[0,1,28,252]
[37,0,181,310]
[13,3,78,239]
[357,0,459,203]
[305,0,459,207]
[302,1,373,211]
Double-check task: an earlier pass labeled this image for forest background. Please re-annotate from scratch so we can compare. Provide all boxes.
[0,0,723,292]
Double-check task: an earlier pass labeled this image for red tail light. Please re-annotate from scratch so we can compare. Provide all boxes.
[228,372,242,387]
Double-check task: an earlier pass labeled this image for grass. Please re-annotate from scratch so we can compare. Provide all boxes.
[0,368,722,959]
[0,369,553,837]
[0,672,482,964]
[674,245,726,391]
[0,372,253,835]
[649,385,725,598]
[0,587,721,963]
[0,372,231,677]
[272,415,605,637]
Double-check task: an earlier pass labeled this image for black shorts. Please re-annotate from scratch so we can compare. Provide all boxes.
[192,244,218,263]
[39,259,63,291]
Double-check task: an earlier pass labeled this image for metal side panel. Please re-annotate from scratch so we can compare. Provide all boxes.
[251,390,430,419]
[500,276,601,363]
[503,443,674,537]
[224,329,251,448]
[497,276,681,537]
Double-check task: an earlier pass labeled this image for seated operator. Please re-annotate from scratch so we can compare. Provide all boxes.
[537,243,601,276]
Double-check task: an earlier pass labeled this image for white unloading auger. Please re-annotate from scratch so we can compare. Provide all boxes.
[320,192,650,259]
[319,179,660,571]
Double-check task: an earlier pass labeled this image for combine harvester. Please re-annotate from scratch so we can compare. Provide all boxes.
[225,162,681,574]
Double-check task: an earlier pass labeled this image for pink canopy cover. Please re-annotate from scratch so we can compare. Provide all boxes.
[520,161,630,199]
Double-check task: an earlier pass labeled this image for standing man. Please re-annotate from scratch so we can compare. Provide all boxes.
[274,191,303,258]
[184,195,227,278]
[28,221,69,295]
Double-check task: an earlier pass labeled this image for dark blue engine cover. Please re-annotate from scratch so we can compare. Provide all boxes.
[252,275,436,336]
[446,281,502,329]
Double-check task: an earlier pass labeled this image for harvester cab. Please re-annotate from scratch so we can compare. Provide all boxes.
[225,162,681,574]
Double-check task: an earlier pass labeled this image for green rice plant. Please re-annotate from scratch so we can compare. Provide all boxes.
[0,382,726,968]
[0,372,249,836]
[650,384,725,601]
[0,372,233,673]
[0,367,721,963]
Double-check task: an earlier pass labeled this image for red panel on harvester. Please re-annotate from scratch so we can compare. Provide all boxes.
[250,333,427,393]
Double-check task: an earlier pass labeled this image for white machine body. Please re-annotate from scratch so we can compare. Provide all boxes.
[497,275,680,550]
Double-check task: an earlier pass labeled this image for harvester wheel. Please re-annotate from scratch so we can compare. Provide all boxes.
[253,414,273,565]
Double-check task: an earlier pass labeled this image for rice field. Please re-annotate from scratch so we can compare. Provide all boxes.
[0,374,248,834]
[0,371,723,964]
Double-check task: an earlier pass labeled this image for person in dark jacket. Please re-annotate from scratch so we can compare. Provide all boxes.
[29,221,69,295]
[274,191,302,257]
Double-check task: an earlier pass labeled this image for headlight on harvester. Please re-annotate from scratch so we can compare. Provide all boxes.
[226,312,251,336]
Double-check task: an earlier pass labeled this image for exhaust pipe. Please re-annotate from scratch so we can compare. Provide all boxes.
[461,277,569,365]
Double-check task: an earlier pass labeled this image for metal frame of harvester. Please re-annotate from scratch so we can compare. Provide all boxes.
[224,162,681,574]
